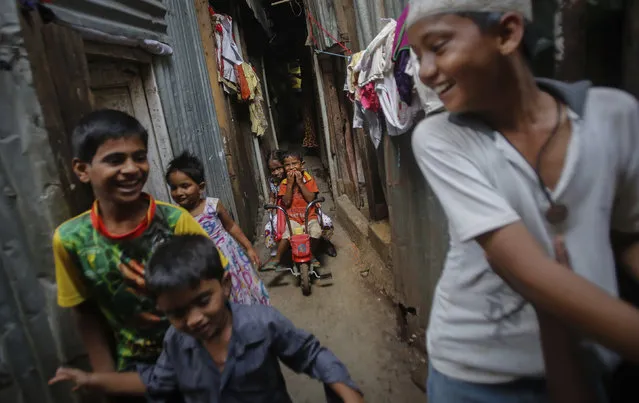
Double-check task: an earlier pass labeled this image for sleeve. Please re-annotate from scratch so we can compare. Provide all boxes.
[278,180,288,197]
[53,230,89,308]
[412,122,520,243]
[270,307,361,400]
[304,175,320,194]
[174,210,209,237]
[137,331,179,403]
[611,97,639,233]
[174,211,230,268]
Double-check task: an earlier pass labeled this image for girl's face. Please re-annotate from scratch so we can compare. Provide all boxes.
[268,159,285,181]
[168,170,203,210]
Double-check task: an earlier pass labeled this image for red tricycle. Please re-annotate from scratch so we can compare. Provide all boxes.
[264,197,332,296]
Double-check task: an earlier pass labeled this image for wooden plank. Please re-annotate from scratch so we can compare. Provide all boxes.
[20,15,94,215]
[320,60,358,202]
[84,41,152,64]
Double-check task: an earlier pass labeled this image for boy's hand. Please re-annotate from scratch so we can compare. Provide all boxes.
[49,367,93,391]
[294,170,304,185]
[286,170,296,184]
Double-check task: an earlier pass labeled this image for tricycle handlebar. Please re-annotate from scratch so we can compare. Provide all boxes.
[264,197,326,236]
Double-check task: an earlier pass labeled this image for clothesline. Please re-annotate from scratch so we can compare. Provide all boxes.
[313,49,350,59]
[307,11,352,55]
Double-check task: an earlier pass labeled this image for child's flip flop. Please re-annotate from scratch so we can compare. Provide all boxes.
[261,260,279,272]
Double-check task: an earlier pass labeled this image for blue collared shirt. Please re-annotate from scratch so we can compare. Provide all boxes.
[138,303,360,402]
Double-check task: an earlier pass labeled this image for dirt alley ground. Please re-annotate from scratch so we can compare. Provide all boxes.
[254,157,425,403]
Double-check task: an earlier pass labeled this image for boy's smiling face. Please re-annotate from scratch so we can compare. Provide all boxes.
[283,156,303,174]
[156,275,232,341]
[74,136,149,205]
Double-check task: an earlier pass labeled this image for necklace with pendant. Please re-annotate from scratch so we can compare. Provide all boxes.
[536,97,568,225]
[502,97,569,225]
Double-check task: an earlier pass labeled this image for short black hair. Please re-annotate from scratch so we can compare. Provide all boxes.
[282,149,303,162]
[165,151,205,185]
[72,109,148,162]
[146,235,225,297]
[267,149,284,163]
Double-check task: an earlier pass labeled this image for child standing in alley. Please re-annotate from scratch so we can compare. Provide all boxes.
[53,110,220,389]
[166,151,270,306]
[264,150,286,256]
[49,235,365,403]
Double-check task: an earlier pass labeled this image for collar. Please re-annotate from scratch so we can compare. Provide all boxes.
[449,78,592,129]
[90,193,156,240]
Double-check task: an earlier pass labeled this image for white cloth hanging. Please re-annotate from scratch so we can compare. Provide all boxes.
[212,14,244,90]
[354,20,397,87]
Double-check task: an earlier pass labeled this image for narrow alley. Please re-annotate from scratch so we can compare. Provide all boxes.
[256,156,424,402]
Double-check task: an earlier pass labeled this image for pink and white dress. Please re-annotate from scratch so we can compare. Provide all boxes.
[196,197,270,305]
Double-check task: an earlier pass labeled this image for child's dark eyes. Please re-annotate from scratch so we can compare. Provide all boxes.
[196,296,211,307]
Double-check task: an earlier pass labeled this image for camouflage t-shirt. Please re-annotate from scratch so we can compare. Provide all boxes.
[53,194,223,370]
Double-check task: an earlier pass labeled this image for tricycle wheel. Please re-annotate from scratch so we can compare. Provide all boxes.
[300,263,311,296]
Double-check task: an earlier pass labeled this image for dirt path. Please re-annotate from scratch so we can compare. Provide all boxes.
[257,223,425,402]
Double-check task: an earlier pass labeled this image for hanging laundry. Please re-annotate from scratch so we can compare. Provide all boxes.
[346,51,364,95]
[353,102,383,149]
[394,51,414,105]
[212,14,244,93]
[237,63,269,137]
[354,20,397,87]
[392,5,411,62]
[235,64,252,101]
[359,82,381,112]
[376,73,420,136]
[406,50,444,114]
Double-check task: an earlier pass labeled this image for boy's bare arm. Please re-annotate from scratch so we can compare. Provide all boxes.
[74,302,116,372]
[478,221,639,362]
[328,382,365,403]
[49,367,145,395]
[282,172,296,208]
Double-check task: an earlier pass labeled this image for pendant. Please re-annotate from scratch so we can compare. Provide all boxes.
[545,204,568,225]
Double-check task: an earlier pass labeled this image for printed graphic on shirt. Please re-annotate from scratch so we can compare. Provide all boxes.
[56,202,186,369]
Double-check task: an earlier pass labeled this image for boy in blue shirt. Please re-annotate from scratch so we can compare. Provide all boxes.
[50,234,364,403]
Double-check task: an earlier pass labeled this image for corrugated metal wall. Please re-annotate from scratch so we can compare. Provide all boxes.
[1,2,83,403]
[154,1,238,219]
[46,0,168,42]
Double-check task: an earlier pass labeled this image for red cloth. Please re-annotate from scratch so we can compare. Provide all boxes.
[235,64,251,101]
[278,172,319,225]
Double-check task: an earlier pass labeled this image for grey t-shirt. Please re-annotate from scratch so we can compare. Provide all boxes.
[412,79,639,383]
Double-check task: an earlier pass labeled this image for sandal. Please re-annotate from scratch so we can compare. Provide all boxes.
[261,260,279,272]
[311,258,321,268]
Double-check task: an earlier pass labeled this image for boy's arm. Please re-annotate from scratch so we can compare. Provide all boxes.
[480,223,639,362]
[270,308,363,402]
[490,237,597,403]
[53,230,116,371]
[281,176,296,208]
[49,367,145,395]
[74,302,117,372]
[296,172,318,204]
[50,332,180,402]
